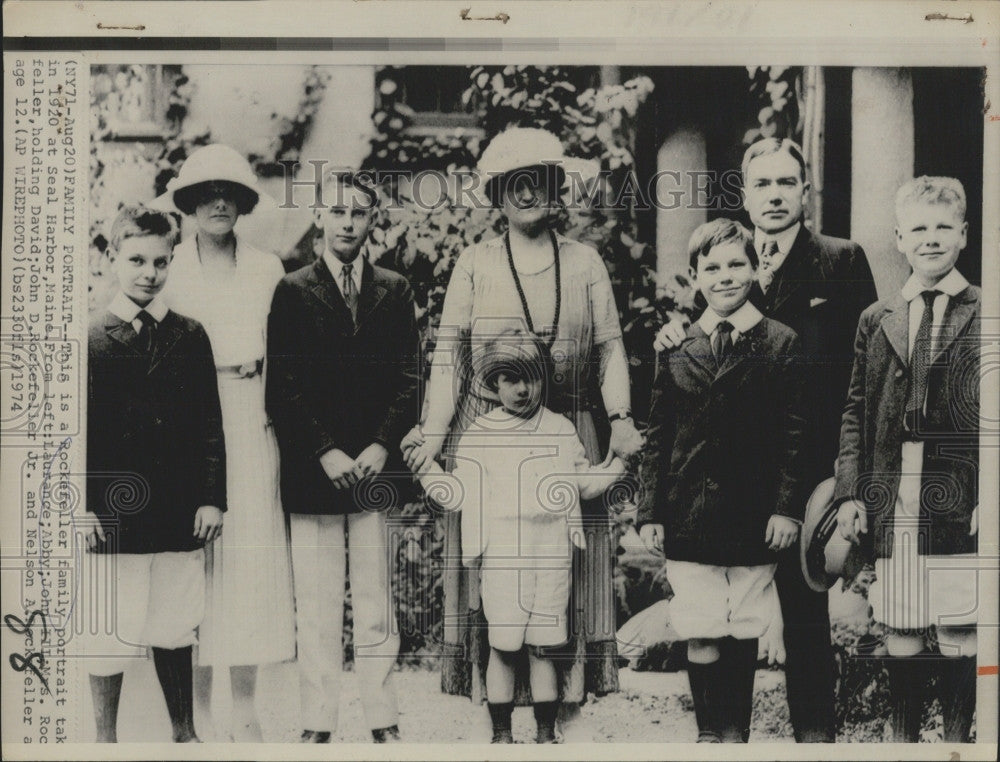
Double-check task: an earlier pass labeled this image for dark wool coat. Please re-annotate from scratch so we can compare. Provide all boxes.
[638,317,807,567]
[87,310,226,554]
[266,256,419,516]
[748,226,878,490]
[834,285,980,558]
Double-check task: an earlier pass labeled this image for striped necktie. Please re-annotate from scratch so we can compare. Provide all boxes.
[342,263,358,323]
[904,289,940,433]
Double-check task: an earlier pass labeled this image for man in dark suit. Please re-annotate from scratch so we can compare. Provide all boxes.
[266,171,419,744]
[655,139,878,741]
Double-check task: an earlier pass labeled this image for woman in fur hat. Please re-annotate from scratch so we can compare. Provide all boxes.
[160,144,295,741]
[403,127,643,739]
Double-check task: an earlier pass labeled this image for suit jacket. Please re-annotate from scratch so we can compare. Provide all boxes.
[638,318,807,567]
[87,309,226,554]
[266,256,419,515]
[749,227,877,488]
[834,285,980,558]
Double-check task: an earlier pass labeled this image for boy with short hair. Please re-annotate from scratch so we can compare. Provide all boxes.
[435,329,624,743]
[835,176,980,742]
[638,218,806,742]
[85,205,226,742]
[266,169,419,743]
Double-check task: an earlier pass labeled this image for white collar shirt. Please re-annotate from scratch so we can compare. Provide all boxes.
[900,268,969,359]
[108,291,168,335]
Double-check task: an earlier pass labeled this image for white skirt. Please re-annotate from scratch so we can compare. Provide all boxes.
[869,442,978,631]
[197,373,296,668]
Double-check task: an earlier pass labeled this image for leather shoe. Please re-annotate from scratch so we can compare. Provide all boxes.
[300,730,332,743]
[372,725,401,743]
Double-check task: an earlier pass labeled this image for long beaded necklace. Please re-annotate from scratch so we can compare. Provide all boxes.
[504,228,561,348]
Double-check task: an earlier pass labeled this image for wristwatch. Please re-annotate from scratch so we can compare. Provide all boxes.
[608,409,632,423]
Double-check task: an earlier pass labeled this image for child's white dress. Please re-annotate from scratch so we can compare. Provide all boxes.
[452,405,592,651]
[164,236,296,667]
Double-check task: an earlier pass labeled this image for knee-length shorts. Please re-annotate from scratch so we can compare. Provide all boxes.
[481,558,571,652]
[76,550,205,676]
[665,560,778,641]
[869,442,978,632]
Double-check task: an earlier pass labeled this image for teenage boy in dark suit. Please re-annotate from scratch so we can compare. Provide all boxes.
[266,170,419,743]
[85,205,226,743]
[654,139,878,741]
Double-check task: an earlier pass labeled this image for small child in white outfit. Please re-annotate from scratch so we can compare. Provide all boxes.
[422,329,624,743]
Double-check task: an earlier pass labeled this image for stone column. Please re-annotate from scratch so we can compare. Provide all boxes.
[851,67,914,299]
[655,128,708,283]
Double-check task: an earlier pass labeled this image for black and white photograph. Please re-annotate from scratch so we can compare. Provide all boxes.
[2,1,998,758]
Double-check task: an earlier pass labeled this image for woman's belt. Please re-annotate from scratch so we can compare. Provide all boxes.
[216,358,263,379]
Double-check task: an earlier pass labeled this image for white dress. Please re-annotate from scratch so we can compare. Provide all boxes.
[164,235,296,667]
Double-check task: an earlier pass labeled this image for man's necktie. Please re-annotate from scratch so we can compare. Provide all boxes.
[712,320,734,367]
[342,263,358,323]
[136,309,158,355]
[904,289,940,433]
[758,239,780,293]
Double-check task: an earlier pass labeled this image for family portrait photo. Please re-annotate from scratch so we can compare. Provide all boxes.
[77,58,989,747]
[1,4,995,757]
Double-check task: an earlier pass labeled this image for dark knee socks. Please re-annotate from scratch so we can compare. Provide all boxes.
[687,639,757,743]
[885,656,925,742]
[687,660,724,742]
[152,646,197,742]
[488,701,514,743]
[89,672,124,742]
[721,637,758,743]
[939,656,976,743]
[534,701,558,743]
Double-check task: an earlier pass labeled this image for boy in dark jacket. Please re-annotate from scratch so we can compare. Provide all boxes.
[835,177,980,742]
[85,206,226,742]
[638,218,805,742]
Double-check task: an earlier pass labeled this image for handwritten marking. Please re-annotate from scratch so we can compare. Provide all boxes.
[460,8,510,23]
[96,22,147,31]
[4,611,51,695]
[924,12,974,24]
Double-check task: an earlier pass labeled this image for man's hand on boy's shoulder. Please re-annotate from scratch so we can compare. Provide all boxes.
[653,317,687,353]
[765,515,799,551]
[320,448,357,489]
[193,505,224,543]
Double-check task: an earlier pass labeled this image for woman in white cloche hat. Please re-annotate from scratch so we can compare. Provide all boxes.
[402,127,644,740]
[160,144,295,742]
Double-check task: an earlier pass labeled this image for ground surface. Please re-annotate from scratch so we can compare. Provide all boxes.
[78,660,807,744]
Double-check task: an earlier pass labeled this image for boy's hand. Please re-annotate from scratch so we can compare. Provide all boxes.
[352,443,389,481]
[320,448,357,489]
[194,505,224,543]
[653,318,686,352]
[82,514,106,552]
[765,515,799,551]
[639,523,664,554]
[970,505,978,536]
[836,500,868,544]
